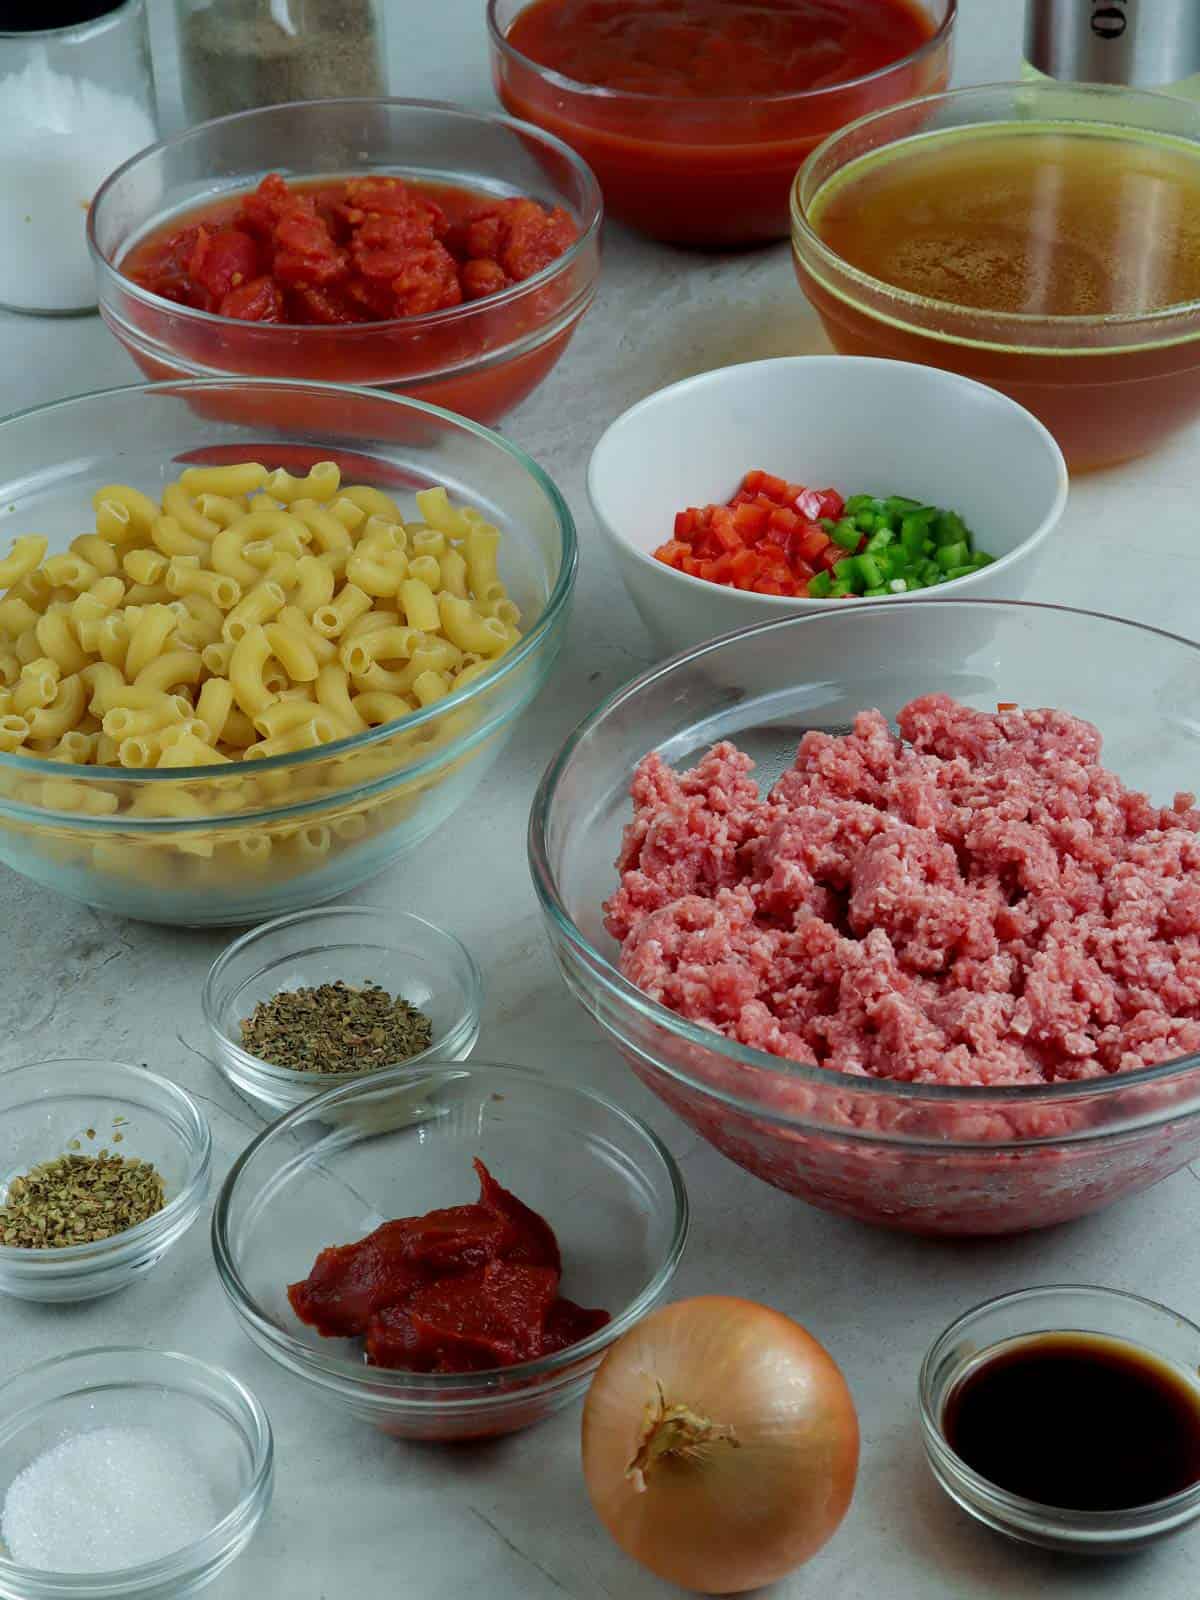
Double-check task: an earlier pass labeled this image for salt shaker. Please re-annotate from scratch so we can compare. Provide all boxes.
[175,0,388,124]
[1024,0,1200,94]
[0,1,159,317]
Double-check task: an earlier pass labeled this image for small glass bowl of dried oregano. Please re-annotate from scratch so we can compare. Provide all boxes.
[203,906,483,1116]
[0,1059,211,1303]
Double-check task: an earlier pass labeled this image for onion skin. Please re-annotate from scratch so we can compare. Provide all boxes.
[581,1296,859,1594]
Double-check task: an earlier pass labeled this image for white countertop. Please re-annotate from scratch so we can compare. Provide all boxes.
[2,2,1200,1596]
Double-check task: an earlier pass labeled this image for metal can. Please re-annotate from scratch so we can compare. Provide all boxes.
[1024,0,1200,88]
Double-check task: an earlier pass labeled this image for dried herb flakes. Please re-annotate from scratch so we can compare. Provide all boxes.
[239,980,434,1074]
[0,1151,166,1249]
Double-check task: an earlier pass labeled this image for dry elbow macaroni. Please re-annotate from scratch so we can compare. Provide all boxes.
[0,463,525,891]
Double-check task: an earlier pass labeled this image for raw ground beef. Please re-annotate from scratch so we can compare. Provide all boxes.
[604,694,1200,1088]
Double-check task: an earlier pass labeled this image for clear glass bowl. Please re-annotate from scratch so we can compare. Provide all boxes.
[212,1060,688,1440]
[920,1286,1200,1553]
[89,98,602,427]
[0,1059,211,1303]
[488,0,954,246]
[791,83,1200,471]
[0,1347,273,1599]
[0,379,575,926]
[529,600,1200,1237]
[203,905,483,1115]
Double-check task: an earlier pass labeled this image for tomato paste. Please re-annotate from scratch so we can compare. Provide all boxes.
[288,1161,610,1372]
[495,0,948,244]
[124,173,578,324]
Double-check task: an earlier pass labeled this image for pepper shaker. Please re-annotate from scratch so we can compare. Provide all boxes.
[1024,0,1200,94]
[175,0,388,124]
[0,0,158,317]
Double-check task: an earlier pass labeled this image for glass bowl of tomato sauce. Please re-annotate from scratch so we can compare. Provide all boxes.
[88,99,602,428]
[791,82,1200,471]
[212,1062,688,1442]
[488,0,955,248]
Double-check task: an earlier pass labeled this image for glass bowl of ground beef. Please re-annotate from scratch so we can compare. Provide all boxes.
[89,99,602,428]
[529,600,1200,1237]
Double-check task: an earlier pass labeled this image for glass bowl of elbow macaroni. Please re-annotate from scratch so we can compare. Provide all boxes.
[0,379,576,925]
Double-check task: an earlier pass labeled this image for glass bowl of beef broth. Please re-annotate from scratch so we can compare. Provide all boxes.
[791,83,1200,471]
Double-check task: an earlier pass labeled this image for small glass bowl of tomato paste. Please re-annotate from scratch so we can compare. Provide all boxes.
[488,0,954,247]
[88,99,602,428]
[212,1061,688,1441]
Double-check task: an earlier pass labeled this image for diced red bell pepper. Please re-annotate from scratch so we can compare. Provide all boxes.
[732,501,768,536]
[709,507,741,552]
[653,470,861,600]
[795,526,831,565]
[794,486,845,521]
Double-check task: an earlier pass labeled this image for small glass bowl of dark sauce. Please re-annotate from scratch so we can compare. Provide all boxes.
[920,1286,1200,1554]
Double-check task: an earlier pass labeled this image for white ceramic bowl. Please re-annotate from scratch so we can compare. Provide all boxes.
[588,356,1069,656]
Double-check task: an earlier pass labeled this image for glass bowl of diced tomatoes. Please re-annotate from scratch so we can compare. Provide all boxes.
[89,99,603,429]
[588,354,1067,656]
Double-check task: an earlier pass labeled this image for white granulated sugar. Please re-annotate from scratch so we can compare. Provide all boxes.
[1,1425,220,1573]
[0,58,157,313]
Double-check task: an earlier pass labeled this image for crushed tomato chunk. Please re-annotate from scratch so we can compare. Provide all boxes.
[128,173,579,324]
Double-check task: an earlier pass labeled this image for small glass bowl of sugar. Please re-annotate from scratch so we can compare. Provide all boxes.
[0,1347,273,1599]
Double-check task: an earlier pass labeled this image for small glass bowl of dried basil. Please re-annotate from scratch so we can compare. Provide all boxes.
[0,1059,211,1303]
[203,906,483,1116]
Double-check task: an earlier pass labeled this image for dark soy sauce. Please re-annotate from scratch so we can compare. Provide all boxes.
[942,1333,1200,1512]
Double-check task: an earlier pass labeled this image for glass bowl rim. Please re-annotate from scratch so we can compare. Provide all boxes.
[486,0,956,113]
[587,353,1069,612]
[87,95,604,336]
[0,1057,212,1268]
[918,1283,1200,1529]
[0,376,578,801]
[0,1344,273,1588]
[527,596,1200,1136]
[201,904,484,1088]
[790,79,1200,336]
[211,1058,690,1397]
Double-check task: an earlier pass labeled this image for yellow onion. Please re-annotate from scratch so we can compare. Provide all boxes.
[581,1295,859,1593]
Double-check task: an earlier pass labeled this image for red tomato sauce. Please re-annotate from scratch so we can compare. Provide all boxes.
[123,173,578,325]
[506,0,932,98]
[494,0,948,245]
[288,1160,610,1373]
